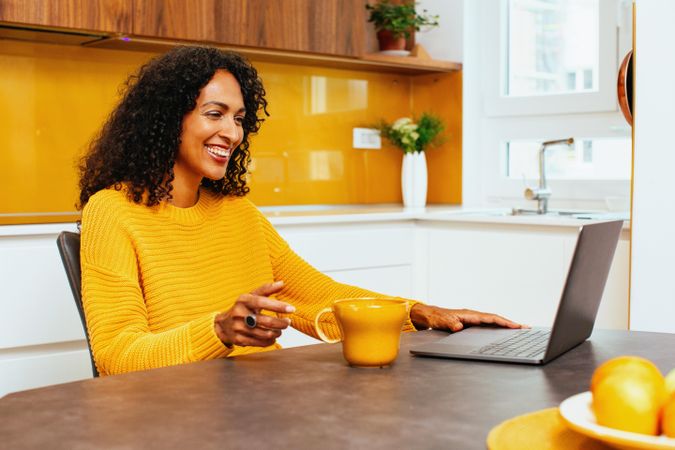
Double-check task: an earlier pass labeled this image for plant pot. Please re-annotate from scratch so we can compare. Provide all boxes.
[401,152,427,208]
[376,30,407,51]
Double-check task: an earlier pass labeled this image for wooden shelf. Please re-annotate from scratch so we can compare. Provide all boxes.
[84,35,461,76]
[0,23,462,75]
[361,53,462,73]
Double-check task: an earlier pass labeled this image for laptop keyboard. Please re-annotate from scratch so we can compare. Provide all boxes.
[470,329,551,358]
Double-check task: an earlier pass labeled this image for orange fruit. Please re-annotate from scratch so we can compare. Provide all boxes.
[593,372,667,435]
[663,393,675,437]
[666,368,675,397]
[590,356,663,394]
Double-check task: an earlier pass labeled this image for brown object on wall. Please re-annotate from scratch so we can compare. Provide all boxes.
[617,50,633,126]
[133,0,367,57]
[1,0,367,58]
[0,0,132,33]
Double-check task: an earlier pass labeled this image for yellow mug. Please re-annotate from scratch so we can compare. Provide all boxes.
[314,297,409,367]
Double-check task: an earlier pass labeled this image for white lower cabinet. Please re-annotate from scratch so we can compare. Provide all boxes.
[0,218,630,396]
[422,222,629,330]
[0,225,93,398]
[275,222,415,348]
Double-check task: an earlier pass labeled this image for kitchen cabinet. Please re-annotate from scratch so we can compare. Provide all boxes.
[0,224,92,398]
[0,0,459,75]
[132,0,366,57]
[422,221,630,330]
[0,0,132,33]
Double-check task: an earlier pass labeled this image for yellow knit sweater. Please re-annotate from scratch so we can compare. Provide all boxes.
[81,188,418,376]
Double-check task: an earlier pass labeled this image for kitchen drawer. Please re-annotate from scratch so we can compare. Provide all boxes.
[0,233,84,349]
[277,223,415,272]
[0,343,91,397]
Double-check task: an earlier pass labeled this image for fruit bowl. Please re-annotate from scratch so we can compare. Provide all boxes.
[560,392,675,450]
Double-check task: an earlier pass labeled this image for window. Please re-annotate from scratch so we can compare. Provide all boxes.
[506,0,599,97]
[483,0,617,116]
[469,0,633,209]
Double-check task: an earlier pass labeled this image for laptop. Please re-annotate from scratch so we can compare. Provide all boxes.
[410,220,624,365]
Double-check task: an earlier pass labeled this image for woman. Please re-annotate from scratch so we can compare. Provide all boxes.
[79,46,521,376]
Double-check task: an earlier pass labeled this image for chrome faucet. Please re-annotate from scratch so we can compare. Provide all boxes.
[524,137,575,214]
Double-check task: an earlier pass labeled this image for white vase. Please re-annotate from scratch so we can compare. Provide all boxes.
[401,152,427,208]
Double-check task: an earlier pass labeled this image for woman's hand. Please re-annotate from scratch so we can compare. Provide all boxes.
[214,281,295,348]
[410,304,525,332]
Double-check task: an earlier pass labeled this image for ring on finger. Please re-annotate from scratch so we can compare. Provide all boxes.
[245,313,257,329]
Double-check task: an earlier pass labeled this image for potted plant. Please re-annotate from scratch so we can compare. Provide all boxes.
[366,0,439,52]
[375,113,445,207]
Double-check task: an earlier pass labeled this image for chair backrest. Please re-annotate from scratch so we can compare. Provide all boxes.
[56,231,99,378]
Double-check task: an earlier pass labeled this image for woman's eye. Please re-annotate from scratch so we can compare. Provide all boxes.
[205,111,222,119]
[234,116,245,125]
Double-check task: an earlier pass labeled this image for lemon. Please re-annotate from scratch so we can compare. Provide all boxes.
[590,356,663,394]
[665,368,675,397]
[663,393,675,437]
[593,372,666,435]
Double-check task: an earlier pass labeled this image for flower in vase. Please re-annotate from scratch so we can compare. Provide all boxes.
[376,113,445,154]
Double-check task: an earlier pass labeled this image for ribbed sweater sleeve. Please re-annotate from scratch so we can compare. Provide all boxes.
[256,211,420,341]
[81,191,230,376]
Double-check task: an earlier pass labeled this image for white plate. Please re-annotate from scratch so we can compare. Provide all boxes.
[378,50,411,56]
[559,391,675,449]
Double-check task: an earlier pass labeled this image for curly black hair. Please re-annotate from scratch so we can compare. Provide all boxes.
[78,45,269,209]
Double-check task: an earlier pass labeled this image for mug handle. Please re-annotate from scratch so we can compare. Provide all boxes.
[314,307,341,344]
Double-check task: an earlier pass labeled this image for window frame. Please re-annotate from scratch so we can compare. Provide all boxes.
[481,114,631,205]
[483,0,619,117]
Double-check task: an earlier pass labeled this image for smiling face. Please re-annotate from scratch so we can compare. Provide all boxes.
[172,70,246,203]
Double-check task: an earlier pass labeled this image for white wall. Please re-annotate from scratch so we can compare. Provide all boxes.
[462,0,483,206]
[415,0,463,62]
[629,0,675,332]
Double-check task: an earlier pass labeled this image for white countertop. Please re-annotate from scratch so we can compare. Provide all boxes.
[0,204,630,236]
[259,204,631,228]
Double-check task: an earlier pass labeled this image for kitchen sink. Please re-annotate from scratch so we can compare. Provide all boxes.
[512,208,595,217]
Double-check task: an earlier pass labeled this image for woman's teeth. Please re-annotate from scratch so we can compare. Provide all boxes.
[205,145,230,158]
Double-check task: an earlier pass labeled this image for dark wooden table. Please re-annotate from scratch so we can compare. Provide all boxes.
[2,330,674,449]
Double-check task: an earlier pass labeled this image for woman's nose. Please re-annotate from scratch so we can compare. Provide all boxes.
[219,117,240,142]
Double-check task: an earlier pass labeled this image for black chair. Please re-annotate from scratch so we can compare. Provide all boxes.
[56,231,99,378]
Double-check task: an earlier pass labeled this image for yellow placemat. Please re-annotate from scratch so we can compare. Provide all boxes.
[486,408,612,450]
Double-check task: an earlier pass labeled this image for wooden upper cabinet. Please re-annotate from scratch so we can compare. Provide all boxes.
[247,0,366,56]
[0,0,132,33]
[132,1,246,45]
[133,0,367,57]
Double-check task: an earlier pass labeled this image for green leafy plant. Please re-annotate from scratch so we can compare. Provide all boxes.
[376,113,445,154]
[366,0,439,39]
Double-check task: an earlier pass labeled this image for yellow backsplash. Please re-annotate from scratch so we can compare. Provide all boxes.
[0,40,461,224]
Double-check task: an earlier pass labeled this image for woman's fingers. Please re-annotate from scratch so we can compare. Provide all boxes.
[457,310,525,329]
[237,292,295,316]
[410,304,526,332]
[214,281,296,348]
[250,280,285,297]
[232,334,279,348]
[220,315,283,347]
[238,322,283,341]
[488,314,525,329]
[252,314,292,331]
